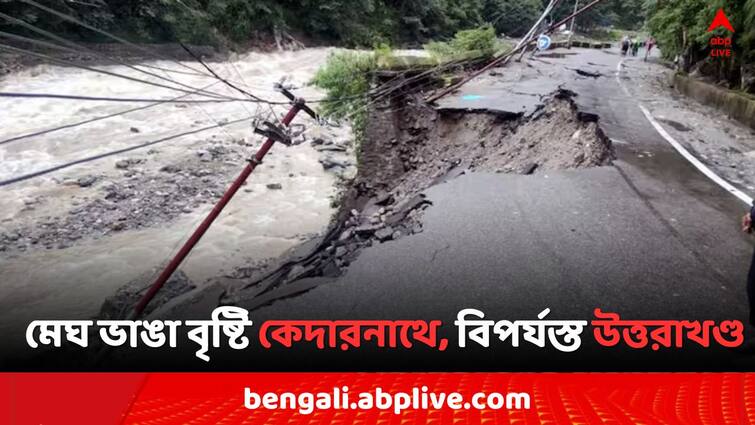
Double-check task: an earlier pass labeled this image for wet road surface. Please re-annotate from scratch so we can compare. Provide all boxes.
[19,47,755,371]
[228,47,755,371]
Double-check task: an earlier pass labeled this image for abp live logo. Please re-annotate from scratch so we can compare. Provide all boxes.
[708,8,734,57]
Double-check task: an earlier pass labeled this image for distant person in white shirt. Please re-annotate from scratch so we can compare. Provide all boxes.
[620,35,630,56]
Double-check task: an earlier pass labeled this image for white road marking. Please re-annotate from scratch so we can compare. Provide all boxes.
[615,58,753,206]
[615,61,631,96]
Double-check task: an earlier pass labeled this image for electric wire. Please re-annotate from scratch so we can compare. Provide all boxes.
[0,63,442,185]
[0,15,240,100]
[13,0,488,109]
[216,54,257,123]
[0,117,253,187]
[0,92,243,103]
[0,22,477,186]
[0,10,206,81]
[178,42,281,105]
[0,81,223,146]
[0,43,249,101]
[20,0,213,78]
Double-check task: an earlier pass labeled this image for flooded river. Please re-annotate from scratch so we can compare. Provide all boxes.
[0,47,353,347]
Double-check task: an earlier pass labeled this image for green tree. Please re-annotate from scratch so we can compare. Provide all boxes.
[646,0,755,91]
[484,0,541,37]
[549,0,645,32]
[311,50,377,147]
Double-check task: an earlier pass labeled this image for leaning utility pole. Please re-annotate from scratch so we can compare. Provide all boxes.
[426,0,607,104]
[567,0,579,49]
[130,86,318,319]
[546,0,605,33]
[426,0,560,103]
[516,0,563,61]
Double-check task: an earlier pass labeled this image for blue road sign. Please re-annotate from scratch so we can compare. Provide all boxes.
[537,34,552,51]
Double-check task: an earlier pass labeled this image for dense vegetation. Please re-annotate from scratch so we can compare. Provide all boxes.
[645,0,755,93]
[311,25,504,148]
[424,24,501,60]
[1,0,645,48]
[2,0,752,92]
[311,49,378,146]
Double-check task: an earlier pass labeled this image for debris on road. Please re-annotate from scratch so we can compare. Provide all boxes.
[573,68,602,78]
[99,270,195,319]
[220,88,614,309]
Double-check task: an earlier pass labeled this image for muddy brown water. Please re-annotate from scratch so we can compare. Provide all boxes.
[0,48,356,350]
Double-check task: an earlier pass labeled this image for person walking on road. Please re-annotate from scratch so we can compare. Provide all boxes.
[621,35,630,56]
[644,36,656,61]
[743,202,755,326]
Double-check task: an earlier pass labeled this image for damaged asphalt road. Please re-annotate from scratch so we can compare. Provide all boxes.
[54,47,755,371]
[203,86,616,313]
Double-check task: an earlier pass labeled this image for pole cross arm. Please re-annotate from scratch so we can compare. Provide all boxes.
[274,83,319,120]
[254,121,292,145]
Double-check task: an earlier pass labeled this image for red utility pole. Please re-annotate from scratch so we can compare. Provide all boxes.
[567,0,580,49]
[547,0,605,34]
[131,95,309,318]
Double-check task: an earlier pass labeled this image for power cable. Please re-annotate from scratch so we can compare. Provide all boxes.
[177,42,281,105]
[0,92,243,103]
[15,0,486,108]
[223,57,258,122]
[0,43,247,101]
[20,0,213,78]
[0,117,252,187]
[0,81,222,146]
[0,16,239,100]
[0,10,189,77]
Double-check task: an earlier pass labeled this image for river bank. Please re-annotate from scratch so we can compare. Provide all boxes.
[0,47,356,347]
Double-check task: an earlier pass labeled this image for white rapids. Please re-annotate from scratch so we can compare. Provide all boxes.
[0,47,353,346]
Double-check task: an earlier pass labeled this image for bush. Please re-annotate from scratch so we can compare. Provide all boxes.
[453,25,497,51]
[425,24,499,61]
[584,28,624,42]
[311,50,378,146]
[485,0,541,37]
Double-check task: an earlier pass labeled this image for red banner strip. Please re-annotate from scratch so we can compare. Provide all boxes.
[2,373,755,424]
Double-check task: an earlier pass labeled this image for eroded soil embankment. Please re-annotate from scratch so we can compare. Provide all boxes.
[213,88,615,311]
[357,89,613,197]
